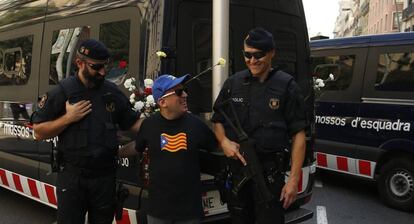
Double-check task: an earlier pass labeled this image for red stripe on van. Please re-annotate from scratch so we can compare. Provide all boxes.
[298,169,303,192]
[0,169,8,186]
[12,173,23,192]
[336,156,348,172]
[116,210,131,224]
[27,178,40,199]
[316,153,327,167]
[45,184,57,205]
[359,160,371,176]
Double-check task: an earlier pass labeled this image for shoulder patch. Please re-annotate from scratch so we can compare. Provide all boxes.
[38,94,48,108]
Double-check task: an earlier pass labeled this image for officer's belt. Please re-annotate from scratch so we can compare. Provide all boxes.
[62,163,115,178]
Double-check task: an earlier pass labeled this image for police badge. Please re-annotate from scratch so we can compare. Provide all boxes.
[269,98,279,110]
[38,94,48,108]
[105,102,115,112]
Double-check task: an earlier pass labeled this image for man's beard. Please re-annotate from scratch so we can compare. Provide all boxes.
[82,69,104,88]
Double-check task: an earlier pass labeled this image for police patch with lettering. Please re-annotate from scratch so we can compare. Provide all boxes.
[38,94,48,108]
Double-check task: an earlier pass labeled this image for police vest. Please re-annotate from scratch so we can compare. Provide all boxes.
[227,69,294,153]
[57,76,119,157]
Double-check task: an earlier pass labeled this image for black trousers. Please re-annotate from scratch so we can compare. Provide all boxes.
[56,168,116,224]
[227,171,285,224]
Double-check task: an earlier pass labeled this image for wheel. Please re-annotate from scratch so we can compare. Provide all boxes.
[378,157,414,211]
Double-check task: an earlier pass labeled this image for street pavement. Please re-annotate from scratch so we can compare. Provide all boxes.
[1,170,414,224]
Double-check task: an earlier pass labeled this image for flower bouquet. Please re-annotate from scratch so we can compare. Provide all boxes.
[124,77,158,118]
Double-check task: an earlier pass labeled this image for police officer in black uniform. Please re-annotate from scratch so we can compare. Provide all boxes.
[212,28,308,224]
[31,39,142,224]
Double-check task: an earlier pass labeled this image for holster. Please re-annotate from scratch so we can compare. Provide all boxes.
[214,165,232,204]
[115,182,129,220]
[50,146,61,173]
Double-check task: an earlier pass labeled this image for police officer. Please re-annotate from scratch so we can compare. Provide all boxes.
[31,39,142,224]
[212,27,308,224]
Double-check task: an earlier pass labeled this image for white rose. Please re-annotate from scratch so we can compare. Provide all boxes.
[128,85,136,91]
[133,101,144,111]
[329,74,335,80]
[124,78,135,89]
[146,95,155,104]
[130,93,135,99]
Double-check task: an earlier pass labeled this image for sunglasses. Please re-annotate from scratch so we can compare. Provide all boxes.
[85,61,109,71]
[242,50,268,59]
[161,88,187,98]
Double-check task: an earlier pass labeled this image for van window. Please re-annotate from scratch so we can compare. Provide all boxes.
[0,35,33,86]
[375,52,414,91]
[311,55,355,92]
[100,20,130,85]
[49,26,91,84]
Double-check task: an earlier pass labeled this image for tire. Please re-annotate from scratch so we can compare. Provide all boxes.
[378,157,414,211]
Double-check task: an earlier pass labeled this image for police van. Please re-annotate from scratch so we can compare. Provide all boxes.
[311,32,414,211]
[0,0,315,223]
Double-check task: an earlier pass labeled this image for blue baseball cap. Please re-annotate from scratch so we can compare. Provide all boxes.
[153,74,190,102]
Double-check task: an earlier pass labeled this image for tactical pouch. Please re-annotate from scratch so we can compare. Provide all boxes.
[59,120,88,151]
[104,122,118,149]
[253,122,288,152]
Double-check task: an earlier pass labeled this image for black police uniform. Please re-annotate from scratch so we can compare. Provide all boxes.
[212,68,308,224]
[31,74,137,224]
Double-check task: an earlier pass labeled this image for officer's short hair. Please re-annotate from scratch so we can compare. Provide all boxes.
[77,39,110,62]
[244,27,275,52]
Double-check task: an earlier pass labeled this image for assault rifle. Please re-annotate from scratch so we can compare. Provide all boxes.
[215,99,274,204]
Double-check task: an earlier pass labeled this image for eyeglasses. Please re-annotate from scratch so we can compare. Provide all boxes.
[161,88,187,98]
[242,50,267,60]
[85,61,109,71]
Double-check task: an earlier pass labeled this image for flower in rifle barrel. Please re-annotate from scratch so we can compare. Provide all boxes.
[124,77,158,117]
[156,51,167,58]
[313,73,335,96]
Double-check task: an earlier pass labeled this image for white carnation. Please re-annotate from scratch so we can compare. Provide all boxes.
[144,79,154,88]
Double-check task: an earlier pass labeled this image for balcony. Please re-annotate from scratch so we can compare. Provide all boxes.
[403,3,414,21]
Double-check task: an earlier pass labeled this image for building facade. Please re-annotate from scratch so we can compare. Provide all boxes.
[402,0,414,31]
[333,0,404,37]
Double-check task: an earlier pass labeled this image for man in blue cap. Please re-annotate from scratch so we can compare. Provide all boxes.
[212,27,308,224]
[31,39,142,224]
[127,74,217,224]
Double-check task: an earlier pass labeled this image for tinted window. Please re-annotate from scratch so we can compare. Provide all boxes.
[100,20,130,85]
[375,52,414,92]
[0,35,33,86]
[311,55,355,92]
[49,26,91,84]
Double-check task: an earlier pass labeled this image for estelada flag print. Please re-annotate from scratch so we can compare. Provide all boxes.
[160,133,187,152]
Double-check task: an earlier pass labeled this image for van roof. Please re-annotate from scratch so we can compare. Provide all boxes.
[310,32,414,50]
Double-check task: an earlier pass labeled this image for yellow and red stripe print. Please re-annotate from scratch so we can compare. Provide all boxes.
[160,133,187,152]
